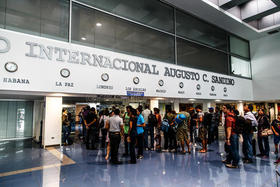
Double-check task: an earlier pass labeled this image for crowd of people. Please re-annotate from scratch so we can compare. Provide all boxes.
[74,103,280,168]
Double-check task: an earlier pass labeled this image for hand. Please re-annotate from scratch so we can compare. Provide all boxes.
[127,136,131,143]
[226,139,230,146]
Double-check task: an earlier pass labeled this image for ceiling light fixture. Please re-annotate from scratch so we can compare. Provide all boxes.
[81,37,86,41]
[96,23,102,27]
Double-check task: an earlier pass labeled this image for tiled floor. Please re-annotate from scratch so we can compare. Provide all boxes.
[0,139,278,187]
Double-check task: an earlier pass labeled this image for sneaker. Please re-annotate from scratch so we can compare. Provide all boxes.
[137,155,144,159]
[150,148,155,151]
[170,149,176,153]
[222,159,230,164]
[274,158,280,164]
[243,159,253,164]
[145,148,149,151]
[225,164,239,168]
[162,149,169,152]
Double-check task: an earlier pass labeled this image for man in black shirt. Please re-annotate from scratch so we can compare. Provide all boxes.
[84,107,97,149]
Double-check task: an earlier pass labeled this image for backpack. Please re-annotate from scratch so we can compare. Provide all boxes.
[148,113,158,126]
[174,114,187,129]
[99,118,105,129]
[161,119,169,132]
[244,119,253,134]
[235,116,245,134]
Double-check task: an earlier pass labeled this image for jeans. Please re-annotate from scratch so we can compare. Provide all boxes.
[62,125,70,144]
[230,134,240,166]
[130,134,136,163]
[124,134,129,154]
[144,125,154,149]
[86,127,97,149]
[109,133,121,163]
[164,131,170,149]
[258,135,270,156]
[137,133,144,156]
[242,133,253,160]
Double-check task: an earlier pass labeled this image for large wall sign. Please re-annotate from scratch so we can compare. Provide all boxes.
[0,29,253,100]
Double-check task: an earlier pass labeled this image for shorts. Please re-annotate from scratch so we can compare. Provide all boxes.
[176,127,189,141]
[274,135,280,144]
[199,127,208,141]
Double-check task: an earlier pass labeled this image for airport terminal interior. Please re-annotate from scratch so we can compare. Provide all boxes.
[1,0,280,187]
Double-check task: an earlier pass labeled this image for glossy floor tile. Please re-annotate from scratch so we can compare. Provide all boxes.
[0,139,278,187]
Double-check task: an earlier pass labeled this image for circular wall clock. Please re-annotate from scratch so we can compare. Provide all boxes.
[60,68,70,78]
[133,77,140,84]
[211,86,215,92]
[4,62,18,73]
[101,73,109,81]
[179,82,184,88]
[158,80,164,87]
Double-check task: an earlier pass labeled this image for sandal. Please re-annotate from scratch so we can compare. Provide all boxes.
[199,149,207,153]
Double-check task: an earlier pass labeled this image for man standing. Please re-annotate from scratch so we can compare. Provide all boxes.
[106,109,124,164]
[222,105,239,168]
[243,104,258,164]
[142,105,154,151]
[177,106,191,154]
[257,109,270,158]
[84,107,97,150]
[204,107,216,144]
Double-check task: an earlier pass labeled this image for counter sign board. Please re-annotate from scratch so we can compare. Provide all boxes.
[0,29,253,101]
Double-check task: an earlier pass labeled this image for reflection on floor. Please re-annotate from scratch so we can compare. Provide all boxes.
[0,139,278,187]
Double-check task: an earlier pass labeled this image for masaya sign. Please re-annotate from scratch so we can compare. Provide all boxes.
[0,29,253,100]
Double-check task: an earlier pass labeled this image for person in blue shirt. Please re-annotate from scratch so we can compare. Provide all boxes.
[136,107,145,159]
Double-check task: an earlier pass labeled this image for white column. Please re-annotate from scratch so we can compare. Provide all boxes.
[237,102,244,116]
[150,99,159,112]
[43,96,62,148]
[202,102,212,112]
[173,100,180,113]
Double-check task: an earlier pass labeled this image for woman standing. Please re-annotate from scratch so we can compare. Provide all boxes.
[136,107,145,159]
[128,108,138,163]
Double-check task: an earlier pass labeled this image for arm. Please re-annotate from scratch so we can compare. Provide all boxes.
[87,118,96,127]
[120,124,124,137]
[226,127,232,145]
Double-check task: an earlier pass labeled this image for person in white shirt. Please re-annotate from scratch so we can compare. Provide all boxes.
[242,104,258,164]
[106,109,124,164]
[142,105,154,150]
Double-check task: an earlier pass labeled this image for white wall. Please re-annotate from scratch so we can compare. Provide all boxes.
[251,32,280,101]
[43,96,62,147]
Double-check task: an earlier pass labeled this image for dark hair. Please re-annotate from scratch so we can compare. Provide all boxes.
[154,108,159,114]
[248,104,253,112]
[195,105,202,110]
[224,104,232,111]
[90,107,95,112]
[131,108,137,116]
[126,105,132,110]
[233,109,239,116]
[114,109,120,115]
[145,104,149,109]
[104,108,109,116]
[181,105,186,111]
[137,107,143,114]
[209,108,214,112]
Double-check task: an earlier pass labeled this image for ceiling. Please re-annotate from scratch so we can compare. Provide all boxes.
[164,0,280,40]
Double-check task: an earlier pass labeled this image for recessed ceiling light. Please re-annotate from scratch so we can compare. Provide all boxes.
[189,99,196,101]
[215,99,221,102]
[81,37,86,41]
[96,23,102,27]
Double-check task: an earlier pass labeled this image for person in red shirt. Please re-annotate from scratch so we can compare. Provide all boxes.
[222,104,240,168]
